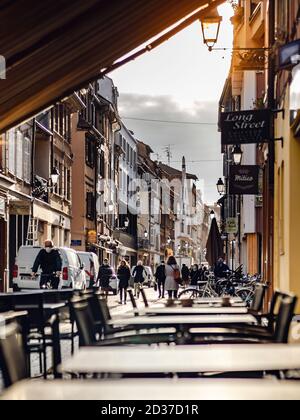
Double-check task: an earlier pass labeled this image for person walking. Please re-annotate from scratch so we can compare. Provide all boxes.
[117,260,131,305]
[190,264,201,288]
[32,240,62,289]
[165,256,180,299]
[155,260,166,299]
[132,261,146,298]
[98,258,114,299]
[181,264,190,288]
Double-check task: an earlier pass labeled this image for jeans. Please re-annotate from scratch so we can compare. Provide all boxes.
[168,290,178,299]
[119,287,127,303]
[157,280,165,298]
[134,283,142,297]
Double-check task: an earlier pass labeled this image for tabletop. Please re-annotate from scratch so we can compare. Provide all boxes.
[109,314,257,327]
[144,307,248,315]
[60,344,300,375]
[2,378,300,400]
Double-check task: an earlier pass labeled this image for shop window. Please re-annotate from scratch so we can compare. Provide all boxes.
[85,135,95,168]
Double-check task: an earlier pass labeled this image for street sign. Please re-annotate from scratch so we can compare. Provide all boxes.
[226,218,238,234]
[71,240,82,247]
[229,166,260,195]
[221,109,272,145]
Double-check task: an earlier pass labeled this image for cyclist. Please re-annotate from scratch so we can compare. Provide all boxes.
[31,240,62,289]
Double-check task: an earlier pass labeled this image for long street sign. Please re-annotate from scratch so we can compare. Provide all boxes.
[229,166,260,195]
[221,109,272,145]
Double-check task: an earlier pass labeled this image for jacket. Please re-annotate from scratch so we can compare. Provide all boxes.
[190,269,201,286]
[181,265,190,280]
[117,266,131,289]
[32,249,62,274]
[132,265,146,283]
[155,264,166,282]
[98,265,114,288]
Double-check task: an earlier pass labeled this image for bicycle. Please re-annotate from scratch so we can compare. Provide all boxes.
[33,272,61,290]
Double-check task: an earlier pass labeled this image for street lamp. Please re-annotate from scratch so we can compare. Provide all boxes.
[108,201,114,213]
[217,178,225,195]
[124,217,129,228]
[167,237,172,246]
[144,230,149,239]
[210,210,216,220]
[50,167,60,186]
[232,145,243,165]
[200,8,222,52]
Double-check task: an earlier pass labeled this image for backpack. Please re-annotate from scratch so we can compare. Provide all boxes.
[172,266,182,284]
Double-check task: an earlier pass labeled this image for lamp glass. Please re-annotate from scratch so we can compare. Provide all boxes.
[108,202,114,212]
[233,146,243,165]
[50,168,60,186]
[201,13,222,49]
[217,178,225,195]
[144,230,149,239]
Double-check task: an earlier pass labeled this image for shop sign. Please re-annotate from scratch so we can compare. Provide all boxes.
[221,109,272,145]
[87,230,97,244]
[71,240,82,247]
[226,218,238,234]
[290,64,300,136]
[229,166,260,195]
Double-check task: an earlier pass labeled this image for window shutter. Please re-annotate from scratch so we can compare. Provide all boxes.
[16,130,23,179]
[7,129,16,175]
[23,136,31,183]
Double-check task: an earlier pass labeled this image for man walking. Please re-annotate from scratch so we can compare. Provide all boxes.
[32,240,62,289]
[155,260,166,299]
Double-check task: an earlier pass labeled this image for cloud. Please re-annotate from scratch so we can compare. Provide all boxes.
[118,93,223,204]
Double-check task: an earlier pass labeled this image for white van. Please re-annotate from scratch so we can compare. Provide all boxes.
[12,246,87,290]
[77,251,100,288]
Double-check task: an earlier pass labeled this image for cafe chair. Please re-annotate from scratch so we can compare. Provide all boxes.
[190,294,297,345]
[70,297,176,347]
[0,322,29,388]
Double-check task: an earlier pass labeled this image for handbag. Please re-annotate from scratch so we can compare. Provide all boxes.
[172,266,182,284]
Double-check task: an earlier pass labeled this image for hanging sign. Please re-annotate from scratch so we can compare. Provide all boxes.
[226,218,238,234]
[221,109,272,145]
[229,166,260,195]
[279,39,300,70]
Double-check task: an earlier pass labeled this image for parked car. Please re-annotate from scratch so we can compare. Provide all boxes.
[77,251,100,288]
[131,265,155,287]
[12,246,87,291]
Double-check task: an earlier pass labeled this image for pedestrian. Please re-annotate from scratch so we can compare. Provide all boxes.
[214,258,230,279]
[117,260,131,305]
[165,256,180,299]
[132,260,146,298]
[31,240,62,289]
[181,264,190,288]
[190,264,201,288]
[155,260,166,299]
[98,258,114,299]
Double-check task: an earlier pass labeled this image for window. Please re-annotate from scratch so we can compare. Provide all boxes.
[86,191,95,220]
[23,136,31,184]
[250,0,261,16]
[85,135,95,168]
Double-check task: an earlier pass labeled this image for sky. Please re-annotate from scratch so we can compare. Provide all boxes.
[111,3,234,204]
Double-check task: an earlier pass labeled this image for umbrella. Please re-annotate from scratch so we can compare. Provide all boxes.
[205,218,224,267]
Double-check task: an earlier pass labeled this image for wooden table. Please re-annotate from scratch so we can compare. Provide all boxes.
[60,344,300,375]
[109,314,257,330]
[2,378,300,400]
[144,307,249,316]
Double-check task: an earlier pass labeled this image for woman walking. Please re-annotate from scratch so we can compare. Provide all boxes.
[132,260,146,298]
[165,256,180,299]
[117,260,131,305]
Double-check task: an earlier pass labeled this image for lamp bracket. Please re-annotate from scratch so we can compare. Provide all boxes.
[273,137,284,147]
[272,108,285,119]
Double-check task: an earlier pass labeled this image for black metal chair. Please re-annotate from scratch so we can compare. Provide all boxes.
[0,322,28,388]
[249,283,268,313]
[190,293,297,345]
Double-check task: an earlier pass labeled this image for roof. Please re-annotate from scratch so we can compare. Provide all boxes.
[0,0,224,133]
[158,163,198,181]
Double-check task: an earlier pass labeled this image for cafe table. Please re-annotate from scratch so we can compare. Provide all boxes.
[2,378,300,400]
[108,314,257,331]
[60,344,300,376]
[144,307,249,316]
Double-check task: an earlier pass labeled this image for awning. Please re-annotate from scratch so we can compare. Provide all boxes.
[0,0,224,133]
